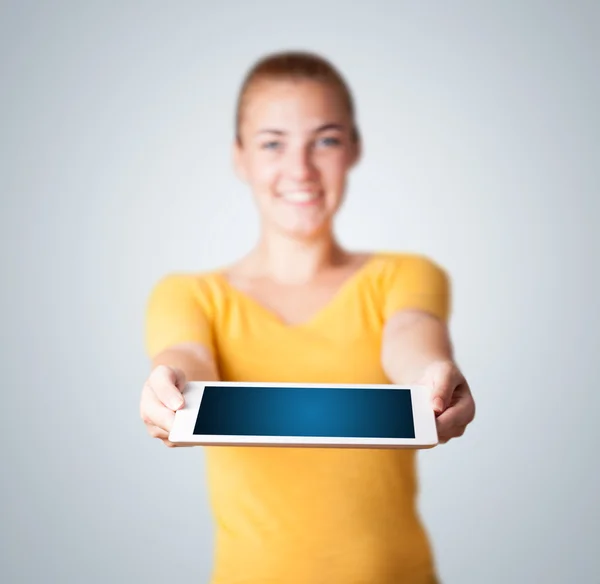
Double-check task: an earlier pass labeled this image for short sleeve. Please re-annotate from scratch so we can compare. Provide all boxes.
[144,274,215,359]
[381,254,451,322]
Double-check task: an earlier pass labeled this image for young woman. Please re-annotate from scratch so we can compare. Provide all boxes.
[140,51,475,584]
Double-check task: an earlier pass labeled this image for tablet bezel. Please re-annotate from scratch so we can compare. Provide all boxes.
[168,381,439,448]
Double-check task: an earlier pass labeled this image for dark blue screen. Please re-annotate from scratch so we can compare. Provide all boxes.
[193,385,415,439]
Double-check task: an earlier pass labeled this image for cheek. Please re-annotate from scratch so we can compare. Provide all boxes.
[247,156,279,190]
[318,155,349,188]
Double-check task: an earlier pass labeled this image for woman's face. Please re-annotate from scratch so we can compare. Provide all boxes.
[234,79,360,240]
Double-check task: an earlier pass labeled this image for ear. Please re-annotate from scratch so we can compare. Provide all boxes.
[232,140,248,182]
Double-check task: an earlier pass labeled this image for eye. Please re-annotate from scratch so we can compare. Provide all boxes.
[316,136,342,148]
[261,140,283,151]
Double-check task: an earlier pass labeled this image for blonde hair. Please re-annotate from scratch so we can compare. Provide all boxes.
[235,50,359,143]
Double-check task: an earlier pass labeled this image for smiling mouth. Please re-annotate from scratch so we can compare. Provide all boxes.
[277,191,322,204]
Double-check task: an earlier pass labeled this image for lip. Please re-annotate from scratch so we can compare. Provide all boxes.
[276,191,323,206]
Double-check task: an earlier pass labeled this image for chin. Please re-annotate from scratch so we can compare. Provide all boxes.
[272,217,333,240]
[256,193,342,239]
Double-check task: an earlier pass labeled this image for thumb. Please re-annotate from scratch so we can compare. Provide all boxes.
[420,361,455,414]
[162,366,187,409]
[431,394,447,415]
[170,367,187,392]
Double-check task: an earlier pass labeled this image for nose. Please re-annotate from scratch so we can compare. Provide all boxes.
[284,145,317,182]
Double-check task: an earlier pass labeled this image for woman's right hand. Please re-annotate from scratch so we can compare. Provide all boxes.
[140,364,188,448]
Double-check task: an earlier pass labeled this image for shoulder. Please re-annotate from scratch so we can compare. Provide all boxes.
[363,251,451,321]
[367,251,450,284]
[148,271,213,297]
[147,268,229,313]
[145,270,228,358]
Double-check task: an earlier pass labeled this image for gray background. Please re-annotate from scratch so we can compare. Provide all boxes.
[1,1,599,583]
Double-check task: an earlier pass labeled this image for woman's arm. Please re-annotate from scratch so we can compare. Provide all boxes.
[381,309,454,385]
[141,342,220,448]
[381,309,475,444]
[151,341,220,382]
[142,274,221,447]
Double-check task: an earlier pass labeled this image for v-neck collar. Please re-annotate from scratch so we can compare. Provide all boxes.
[215,254,380,329]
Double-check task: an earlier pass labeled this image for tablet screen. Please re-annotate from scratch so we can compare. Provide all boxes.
[193,385,415,439]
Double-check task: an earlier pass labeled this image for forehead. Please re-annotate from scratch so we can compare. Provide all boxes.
[241,79,350,132]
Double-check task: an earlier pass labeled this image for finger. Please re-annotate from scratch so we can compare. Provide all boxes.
[161,438,194,448]
[147,426,182,447]
[436,393,474,430]
[435,392,474,443]
[170,366,187,392]
[146,424,194,448]
[435,416,452,442]
[437,421,467,442]
[148,365,185,410]
[428,362,462,413]
[141,385,176,433]
[147,423,169,440]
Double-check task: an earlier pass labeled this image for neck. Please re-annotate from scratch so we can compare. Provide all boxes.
[246,228,347,285]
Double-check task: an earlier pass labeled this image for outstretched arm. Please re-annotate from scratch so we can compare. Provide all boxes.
[151,341,220,382]
[142,275,221,447]
[381,309,475,444]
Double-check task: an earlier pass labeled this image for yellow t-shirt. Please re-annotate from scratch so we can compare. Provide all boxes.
[145,252,450,584]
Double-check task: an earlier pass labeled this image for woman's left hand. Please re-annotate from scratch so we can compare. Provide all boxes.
[418,360,476,444]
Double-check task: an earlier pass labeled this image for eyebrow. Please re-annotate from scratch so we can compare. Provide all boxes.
[256,123,346,136]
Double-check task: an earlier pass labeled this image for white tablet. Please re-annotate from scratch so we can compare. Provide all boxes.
[168,381,438,448]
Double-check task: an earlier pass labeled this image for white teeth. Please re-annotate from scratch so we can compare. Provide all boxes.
[280,191,319,203]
